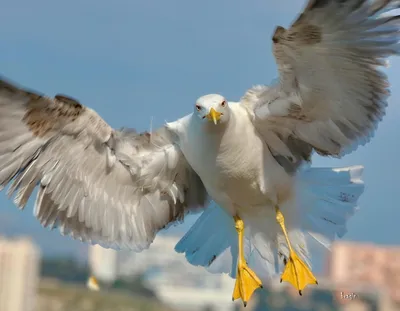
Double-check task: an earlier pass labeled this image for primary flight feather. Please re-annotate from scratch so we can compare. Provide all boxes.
[0,0,399,306]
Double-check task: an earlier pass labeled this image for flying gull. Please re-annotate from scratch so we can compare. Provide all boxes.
[0,0,399,306]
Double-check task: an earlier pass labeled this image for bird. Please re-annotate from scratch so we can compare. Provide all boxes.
[0,0,399,306]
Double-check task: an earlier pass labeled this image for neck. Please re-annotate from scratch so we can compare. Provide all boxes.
[202,121,228,135]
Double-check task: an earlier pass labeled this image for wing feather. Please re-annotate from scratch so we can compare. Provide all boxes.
[0,77,209,251]
[242,0,400,171]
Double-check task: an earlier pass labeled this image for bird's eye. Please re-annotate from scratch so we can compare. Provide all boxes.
[221,100,227,107]
[196,105,202,111]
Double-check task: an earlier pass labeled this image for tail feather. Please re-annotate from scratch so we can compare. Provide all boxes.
[175,204,239,277]
[175,165,365,281]
[299,165,364,248]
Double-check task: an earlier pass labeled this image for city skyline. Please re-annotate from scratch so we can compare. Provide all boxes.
[1,234,399,310]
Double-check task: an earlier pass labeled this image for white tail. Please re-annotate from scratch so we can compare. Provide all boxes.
[298,165,364,249]
[175,165,364,281]
[175,204,240,278]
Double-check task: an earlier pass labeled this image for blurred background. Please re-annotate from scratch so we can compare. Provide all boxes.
[0,0,400,310]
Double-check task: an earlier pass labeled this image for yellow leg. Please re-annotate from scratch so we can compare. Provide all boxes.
[232,215,263,306]
[275,206,318,295]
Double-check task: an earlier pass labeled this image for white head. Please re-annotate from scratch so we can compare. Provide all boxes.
[194,94,230,125]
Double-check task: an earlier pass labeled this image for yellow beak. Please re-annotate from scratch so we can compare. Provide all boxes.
[206,108,222,125]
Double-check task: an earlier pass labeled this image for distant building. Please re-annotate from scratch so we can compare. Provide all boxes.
[88,244,118,284]
[0,236,40,311]
[117,235,178,278]
[327,241,400,310]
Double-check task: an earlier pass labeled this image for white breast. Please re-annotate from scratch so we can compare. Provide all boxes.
[175,105,292,213]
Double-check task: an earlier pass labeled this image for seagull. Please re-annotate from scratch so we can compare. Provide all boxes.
[0,0,399,306]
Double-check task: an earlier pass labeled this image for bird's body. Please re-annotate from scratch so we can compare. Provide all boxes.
[170,102,292,216]
[0,0,399,306]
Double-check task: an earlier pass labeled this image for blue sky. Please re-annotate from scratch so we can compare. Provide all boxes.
[0,0,399,261]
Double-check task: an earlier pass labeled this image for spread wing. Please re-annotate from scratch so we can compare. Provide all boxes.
[0,77,209,251]
[242,0,400,172]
